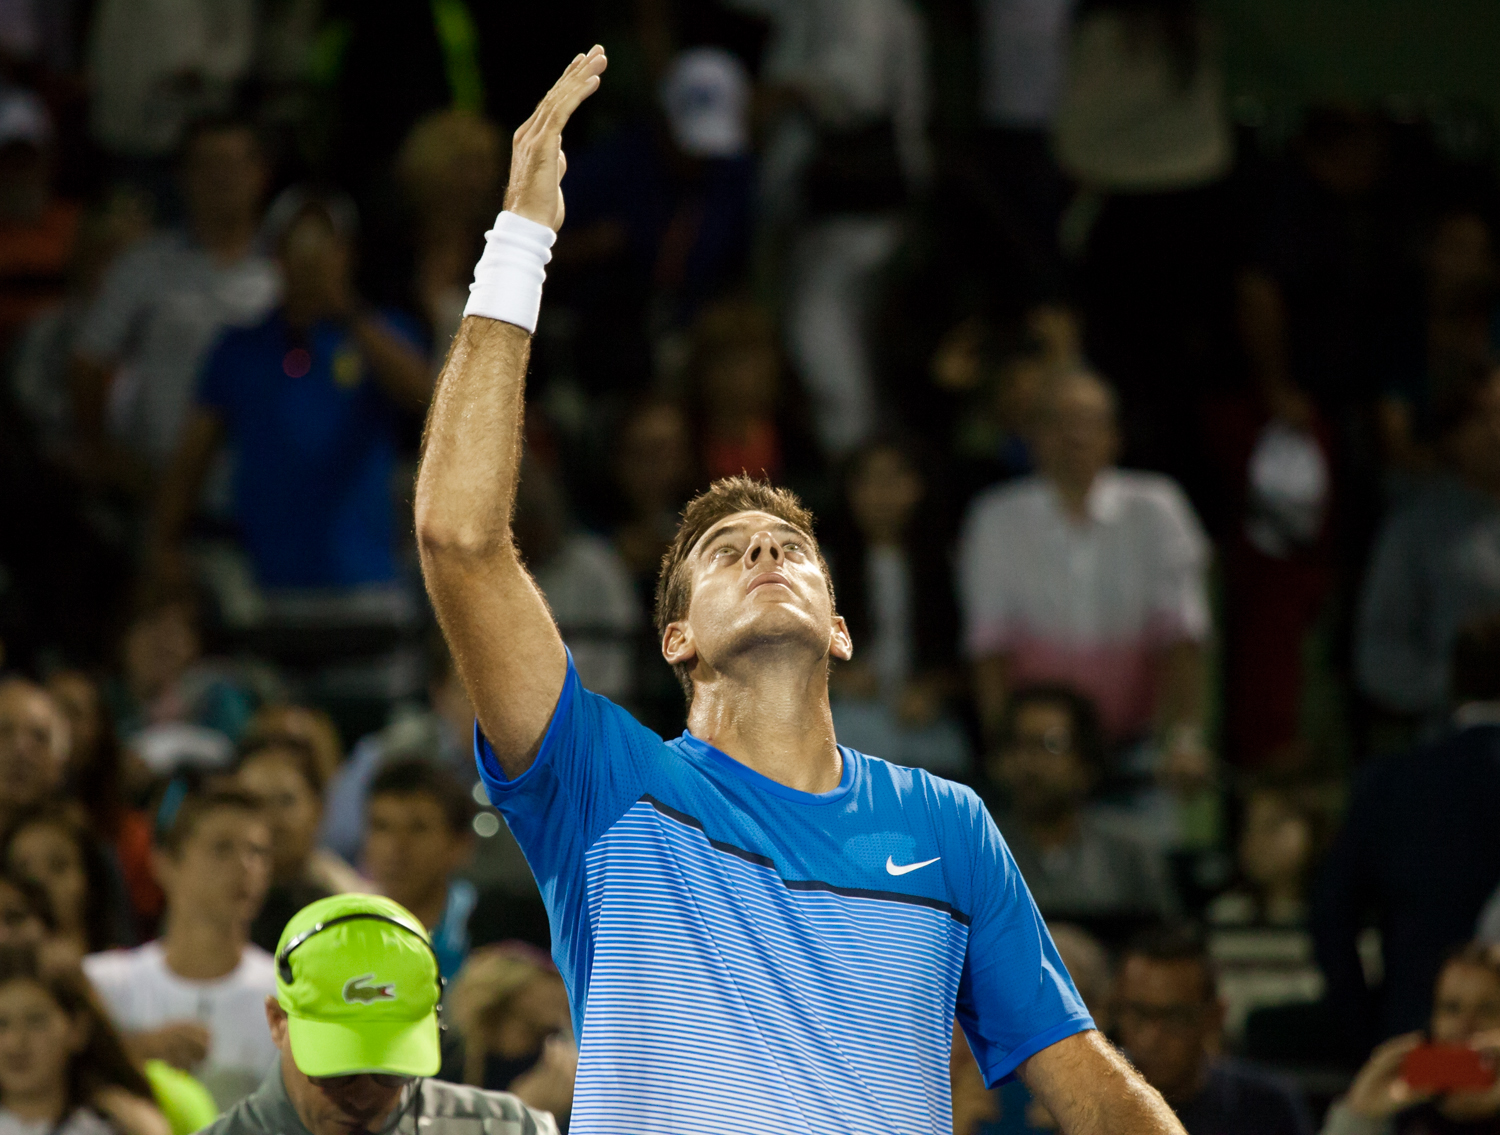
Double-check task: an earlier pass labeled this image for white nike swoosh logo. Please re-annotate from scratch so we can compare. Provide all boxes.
[885,855,940,876]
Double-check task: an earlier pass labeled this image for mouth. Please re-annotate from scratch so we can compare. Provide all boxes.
[747,571,792,595]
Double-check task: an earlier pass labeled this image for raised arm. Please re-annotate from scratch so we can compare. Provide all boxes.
[415,47,608,777]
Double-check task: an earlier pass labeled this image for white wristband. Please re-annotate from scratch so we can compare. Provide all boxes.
[463,211,557,333]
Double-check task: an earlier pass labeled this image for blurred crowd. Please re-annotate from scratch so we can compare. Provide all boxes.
[4,1,1500,1133]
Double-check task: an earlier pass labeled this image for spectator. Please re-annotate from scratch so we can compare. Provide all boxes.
[1114,924,1314,1135]
[71,115,277,489]
[513,459,640,705]
[1314,616,1500,1048]
[233,735,365,955]
[239,705,344,801]
[148,187,431,594]
[106,585,260,777]
[958,369,1213,778]
[1321,943,1500,1135]
[0,678,67,833]
[3,804,135,962]
[986,685,1179,922]
[826,438,970,774]
[0,944,171,1135]
[362,760,477,980]
[1211,781,1334,929]
[448,943,577,1120]
[0,89,79,355]
[83,789,276,1111]
[689,299,792,487]
[0,874,51,952]
[85,0,256,180]
[729,0,930,457]
[46,669,160,931]
[1357,366,1500,725]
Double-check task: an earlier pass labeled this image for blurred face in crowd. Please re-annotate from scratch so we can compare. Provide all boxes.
[0,681,67,814]
[156,807,272,933]
[1448,372,1500,493]
[237,748,322,883]
[265,999,411,1135]
[0,880,47,950]
[249,706,343,789]
[990,700,1091,824]
[279,211,354,324]
[122,601,199,703]
[364,792,471,912]
[182,127,267,232]
[1238,790,1313,894]
[45,671,103,780]
[1430,959,1500,1045]
[848,447,923,547]
[1033,373,1119,498]
[1114,955,1221,1104]
[616,403,694,516]
[0,979,81,1105]
[6,821,86,943]
[702,340,778,426]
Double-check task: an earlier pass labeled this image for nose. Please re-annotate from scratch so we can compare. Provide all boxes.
[745,531,783,566]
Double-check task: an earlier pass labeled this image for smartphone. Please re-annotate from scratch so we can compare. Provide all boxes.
[1401,1043,1497,1093]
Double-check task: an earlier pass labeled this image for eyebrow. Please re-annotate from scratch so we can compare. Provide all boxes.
[695,518,811,556]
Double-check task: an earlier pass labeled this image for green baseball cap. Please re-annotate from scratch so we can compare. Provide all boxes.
[274,894,442,1078]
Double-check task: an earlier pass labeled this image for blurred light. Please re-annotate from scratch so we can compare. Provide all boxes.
[473,812,501,838]
[471,779,488,804]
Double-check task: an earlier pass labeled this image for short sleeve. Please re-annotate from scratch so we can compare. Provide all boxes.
[952,794,1094,1085]
[74,244,152,362]
[474,652,657,894]
[1145,480,1211,644]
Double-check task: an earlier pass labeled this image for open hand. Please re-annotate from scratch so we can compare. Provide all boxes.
[1344,1032,1436,1119]
[504,46,608,232]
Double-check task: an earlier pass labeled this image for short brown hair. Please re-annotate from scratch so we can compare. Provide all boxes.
[155,786,266,856]
[653,476,834,703]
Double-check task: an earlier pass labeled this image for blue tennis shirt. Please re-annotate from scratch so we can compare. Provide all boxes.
[477,656,1093,1134]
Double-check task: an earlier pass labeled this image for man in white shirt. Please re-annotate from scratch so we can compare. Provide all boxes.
[958,369,1212,773]
[84,787,277,1111]
[71,116,278,484]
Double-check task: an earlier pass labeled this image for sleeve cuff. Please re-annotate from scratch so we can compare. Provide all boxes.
[474,648,577,797]
[981,1015,1097,1087]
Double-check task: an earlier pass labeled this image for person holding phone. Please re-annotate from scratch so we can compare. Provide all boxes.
[1322,942,1500,1134]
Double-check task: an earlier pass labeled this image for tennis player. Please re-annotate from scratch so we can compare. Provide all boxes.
[416,45,1187,1135]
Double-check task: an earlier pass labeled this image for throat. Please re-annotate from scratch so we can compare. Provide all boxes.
[686,670,843,794]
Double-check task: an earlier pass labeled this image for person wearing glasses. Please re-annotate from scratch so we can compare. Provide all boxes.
[202,893,556,1135]
[1113,924,1312,1135]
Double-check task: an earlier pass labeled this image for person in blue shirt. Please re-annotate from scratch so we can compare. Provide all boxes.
[149,187,432,591]
[416,47,1187,1135]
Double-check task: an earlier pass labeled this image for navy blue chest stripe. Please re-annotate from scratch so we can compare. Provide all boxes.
[639,793,973,926]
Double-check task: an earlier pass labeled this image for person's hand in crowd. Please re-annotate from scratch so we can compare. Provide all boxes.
[1343,1032,1436,1119]
[93,1086,173,1135]
[1439,1030,1500,1122]
[508,1034,578,1119]
[129,1020,211,1070]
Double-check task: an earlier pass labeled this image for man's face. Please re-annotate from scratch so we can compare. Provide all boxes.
[1114,956,1221,1104]
[1033,377,1118,494]
[1431,961,1500,1044]
[664,510,850,684]
[0,682,66,813]
[989,701,1090,822]
[363,793,470,910]
[266,999,411,1135]
[237,751,322,882]
[156,808,273,931]
[181,128,267,228]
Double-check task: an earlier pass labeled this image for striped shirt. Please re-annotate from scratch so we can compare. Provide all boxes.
[478,656,1092,1134]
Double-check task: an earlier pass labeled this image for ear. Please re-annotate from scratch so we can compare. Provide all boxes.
[661,621,697,669]
[829,615,853,663]
[265,996,289,1047]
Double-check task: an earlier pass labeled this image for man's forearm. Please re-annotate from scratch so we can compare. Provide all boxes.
[1022,1031,1186,1135]
[414,317,530,555]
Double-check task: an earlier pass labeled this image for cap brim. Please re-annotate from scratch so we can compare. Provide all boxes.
[285,1012,440,1077]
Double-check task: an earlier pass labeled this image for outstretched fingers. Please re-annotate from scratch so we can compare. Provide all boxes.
[520,46,607,143]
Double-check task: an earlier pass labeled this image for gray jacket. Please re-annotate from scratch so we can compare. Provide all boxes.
[201,1064,559,1135]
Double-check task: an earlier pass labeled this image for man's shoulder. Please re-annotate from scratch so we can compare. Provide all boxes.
[965,475,1050,525]
[82,940,162,983]
[851,750,988,829]
[235,944,278,986]
[417,1078,560,1132]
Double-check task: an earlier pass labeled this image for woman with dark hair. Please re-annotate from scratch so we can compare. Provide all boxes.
[0,945,169,1135]
[3,807,135,963]
[825,436,972,774]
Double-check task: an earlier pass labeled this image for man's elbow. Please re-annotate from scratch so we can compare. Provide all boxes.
[414,512,516,564]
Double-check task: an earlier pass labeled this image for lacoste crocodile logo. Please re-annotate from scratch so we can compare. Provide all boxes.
[343,973,396,1004]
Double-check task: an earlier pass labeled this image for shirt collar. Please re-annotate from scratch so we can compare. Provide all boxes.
[1045,468,1122,524]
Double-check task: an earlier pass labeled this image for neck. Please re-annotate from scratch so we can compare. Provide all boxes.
[395,880,451,931]
[686,650,843,793]
[4,1076,69,1123]
[191,213,256,264]
[1050,474,1095,520]
[162,907,246,981]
